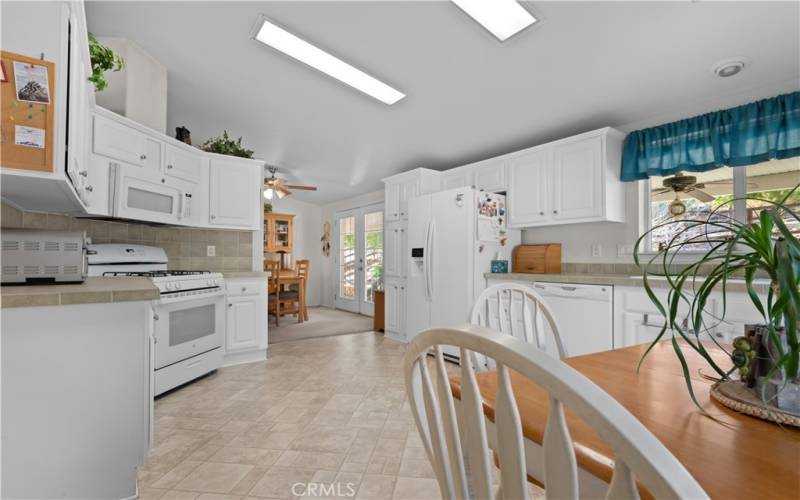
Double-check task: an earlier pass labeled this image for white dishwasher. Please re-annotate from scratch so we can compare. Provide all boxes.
[532,282,613,357]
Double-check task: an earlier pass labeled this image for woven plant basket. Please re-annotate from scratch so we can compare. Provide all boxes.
[711,380,800,427]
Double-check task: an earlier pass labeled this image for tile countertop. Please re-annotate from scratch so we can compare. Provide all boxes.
[485,272,772,294]
[1,277,160,309]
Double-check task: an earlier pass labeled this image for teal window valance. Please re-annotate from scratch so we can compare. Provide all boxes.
[620,91,800,182]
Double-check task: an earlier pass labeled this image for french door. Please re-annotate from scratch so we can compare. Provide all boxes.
[334,204,384,316]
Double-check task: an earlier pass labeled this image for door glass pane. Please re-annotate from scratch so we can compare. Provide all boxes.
[169,304,215,346]
[128,187,173,214]
[339,216,356,300]
[364,211,383,303]
[649,168,733,252]
[275,219,290,249]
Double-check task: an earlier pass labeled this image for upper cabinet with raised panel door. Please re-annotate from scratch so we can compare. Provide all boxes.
[208,155,262,229]
[507,128,625,228]
[473,159,506,192]
[164,144,204,184]
[441,166,474,191]
[383,168,441,221]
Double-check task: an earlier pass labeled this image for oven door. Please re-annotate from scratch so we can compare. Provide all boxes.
[153,293,225,369]
[112,163,191,225]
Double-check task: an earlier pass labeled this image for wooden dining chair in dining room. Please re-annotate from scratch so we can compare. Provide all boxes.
[293,259,310,321]
[264,259,284,326]
[403,324,709,500]
[469,283,567,370]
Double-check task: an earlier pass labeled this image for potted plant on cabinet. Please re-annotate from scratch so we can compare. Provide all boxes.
[200,131,254,159]
[87,33,124,91]
[634,186,799,423]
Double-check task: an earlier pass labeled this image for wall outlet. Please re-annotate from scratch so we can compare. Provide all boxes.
[617,244,634,257]
[206,245,216,257]
[591,244,602,257]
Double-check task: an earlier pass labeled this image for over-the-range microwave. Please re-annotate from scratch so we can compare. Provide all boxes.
[108,162,195,225]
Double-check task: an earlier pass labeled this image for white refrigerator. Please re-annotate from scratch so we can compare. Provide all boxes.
[406,188,520,359]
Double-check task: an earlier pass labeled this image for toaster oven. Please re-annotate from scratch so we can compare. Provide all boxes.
[1,229,88,284]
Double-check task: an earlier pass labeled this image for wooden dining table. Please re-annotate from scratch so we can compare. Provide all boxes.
[450,341,800,499]
[274,268,307,323]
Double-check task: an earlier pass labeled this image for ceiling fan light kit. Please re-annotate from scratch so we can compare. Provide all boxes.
[264,166,318,199]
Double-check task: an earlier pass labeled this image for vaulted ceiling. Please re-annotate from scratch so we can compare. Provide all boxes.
[86,1,800,204]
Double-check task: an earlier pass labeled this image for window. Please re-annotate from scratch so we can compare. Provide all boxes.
[645,158,800,252]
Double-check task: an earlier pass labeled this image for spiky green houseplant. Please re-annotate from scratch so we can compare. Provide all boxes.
[633,186,800,411]
[87,33,124,91]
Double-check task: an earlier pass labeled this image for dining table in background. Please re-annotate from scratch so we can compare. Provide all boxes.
[450,340,800,499]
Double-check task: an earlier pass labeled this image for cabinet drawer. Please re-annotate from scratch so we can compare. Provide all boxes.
[226,280,264,298]
[154,347,222,396]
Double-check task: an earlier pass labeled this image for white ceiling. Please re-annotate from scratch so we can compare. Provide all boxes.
[85,1,800,204]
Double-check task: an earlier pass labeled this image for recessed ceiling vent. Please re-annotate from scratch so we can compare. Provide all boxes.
[713,58,746,78]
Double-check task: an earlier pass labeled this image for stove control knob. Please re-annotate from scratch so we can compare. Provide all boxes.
[175,283,182,290]
[165,283,173,291]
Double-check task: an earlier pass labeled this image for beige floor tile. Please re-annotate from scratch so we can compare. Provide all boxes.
[372,438,405,458]
[290,427,359,453]
[247,467,316,499]
[209,447,283,467]
[152,460,204,489]
[139,486,169,499]
[322,394,364,412]
[230,466,270,496]
[356,474,396,500]
[397,459,434,479]
[176,462,255,494]
[161,491,201,500]
[391,477,440,500]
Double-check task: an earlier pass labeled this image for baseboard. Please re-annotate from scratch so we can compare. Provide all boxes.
[223,348,267,367]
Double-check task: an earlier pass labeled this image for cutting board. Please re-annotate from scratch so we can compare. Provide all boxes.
[511,244,561,274]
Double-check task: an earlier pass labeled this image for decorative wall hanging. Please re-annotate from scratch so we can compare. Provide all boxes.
[321,221,331,257]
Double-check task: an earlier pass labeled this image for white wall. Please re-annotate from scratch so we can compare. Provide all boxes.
[268,197,324,306]
[522,78,799,263]
[319,189,385,308]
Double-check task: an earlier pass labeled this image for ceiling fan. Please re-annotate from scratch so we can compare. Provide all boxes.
[263,167,317,200]
[653,172,724,217]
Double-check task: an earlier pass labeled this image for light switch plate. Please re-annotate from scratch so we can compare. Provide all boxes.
[207,245,216,257]
[617,244,634,257]
[591,244,602,257]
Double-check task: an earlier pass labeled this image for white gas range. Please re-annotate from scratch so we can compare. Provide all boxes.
[88,244,225,395]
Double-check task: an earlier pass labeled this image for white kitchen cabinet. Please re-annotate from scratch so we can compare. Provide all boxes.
[224,277,267,366]
[384,220,408,279]
[165,143,204,184]
[473,159,506,192]
[507,148,551,226]
[93,114,151,167]
[208,156,261,228]
[506,128,626,228]
[383,168,440,221]
[442,167,474,190]
[552,135,603,221]
[384,278,407,341]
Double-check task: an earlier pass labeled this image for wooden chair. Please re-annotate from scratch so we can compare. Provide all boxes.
[265,259,282,326]
[469,283,567,370]
[293,259,310,321]
[403,325,708,500]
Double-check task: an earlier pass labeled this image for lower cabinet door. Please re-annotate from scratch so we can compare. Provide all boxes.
[385,283,399,333]
[226,296,258,351]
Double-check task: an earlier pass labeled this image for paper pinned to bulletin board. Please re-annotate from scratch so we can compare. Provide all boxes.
[0,51,55,172]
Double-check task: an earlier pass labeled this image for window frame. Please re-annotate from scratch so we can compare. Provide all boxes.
[640,165,748,255]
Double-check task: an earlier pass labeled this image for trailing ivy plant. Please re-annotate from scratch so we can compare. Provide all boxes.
[633,184,800,409]
[88,33,124,91]
[200,131,254,159]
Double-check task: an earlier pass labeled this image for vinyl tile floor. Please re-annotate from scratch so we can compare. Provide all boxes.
[139,331,544,500]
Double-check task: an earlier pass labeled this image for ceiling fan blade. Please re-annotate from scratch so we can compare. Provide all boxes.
[688,189,714,203]
[284,185,318,191]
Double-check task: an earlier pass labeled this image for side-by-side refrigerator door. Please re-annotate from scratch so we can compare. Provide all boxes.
[406,194,432,341]
[429,189,475,358]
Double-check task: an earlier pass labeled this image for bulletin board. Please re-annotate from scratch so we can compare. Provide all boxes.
[0,51,56,172]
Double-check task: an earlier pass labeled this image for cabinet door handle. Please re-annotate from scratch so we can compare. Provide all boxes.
[79,170,88,177]
[140,154,147,160]
[167,164,174,169]
[228,303,233,308]
[210,215,216,220]
[539,211,544,216]
[85,185,93,192]
[553,210,558,214]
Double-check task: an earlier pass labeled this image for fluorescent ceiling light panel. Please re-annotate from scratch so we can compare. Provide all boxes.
[451,0,537,42]
[253,17,405,105]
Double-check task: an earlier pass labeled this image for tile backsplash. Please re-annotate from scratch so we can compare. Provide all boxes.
[1,203,255,272]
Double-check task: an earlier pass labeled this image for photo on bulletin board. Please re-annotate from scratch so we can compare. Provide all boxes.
[13,61,50,103]
[14,125,45,149]
[0,61,7,82]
